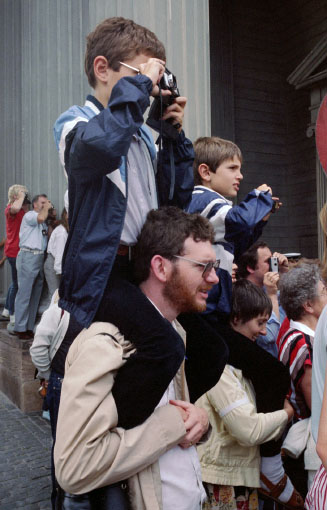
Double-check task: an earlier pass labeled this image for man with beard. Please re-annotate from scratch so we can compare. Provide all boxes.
[54,207,219,510]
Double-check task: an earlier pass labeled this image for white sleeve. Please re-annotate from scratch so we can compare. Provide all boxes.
[52,227,68,274]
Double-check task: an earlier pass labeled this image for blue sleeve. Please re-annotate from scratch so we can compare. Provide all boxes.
[256,312,279,358]
[234,218,268,262]
[24,211,38,226]
[157,130,194,208]
[256,305,285,358]
[224,190,273,258]
[225,190,273,240]
[57,75,153,184]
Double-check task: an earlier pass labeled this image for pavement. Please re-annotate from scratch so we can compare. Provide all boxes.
[0,391,52,509]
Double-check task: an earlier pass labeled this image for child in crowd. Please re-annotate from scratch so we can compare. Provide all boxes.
[196,280,303,510]
[181,136,279,409]
[53,16,195,433]
[186,136,277,317]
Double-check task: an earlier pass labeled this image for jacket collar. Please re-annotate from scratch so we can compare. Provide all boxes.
[193,185,233,206]
[85,94,104,114]
[289,320,315,337]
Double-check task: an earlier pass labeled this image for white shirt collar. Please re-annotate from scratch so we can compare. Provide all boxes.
[290,319,315,337]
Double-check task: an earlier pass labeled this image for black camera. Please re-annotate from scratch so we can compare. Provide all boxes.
[23,194,31,205]
[146,68,180,140]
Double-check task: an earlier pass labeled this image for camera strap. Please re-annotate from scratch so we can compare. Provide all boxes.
[157,85,175,202]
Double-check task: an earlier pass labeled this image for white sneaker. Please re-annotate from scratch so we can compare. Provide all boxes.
[7,322,16,335]
[42,410,50,421]
[1,308,9,318]
[9,314,15,325]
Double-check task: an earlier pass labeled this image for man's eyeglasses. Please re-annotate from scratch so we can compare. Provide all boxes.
[173,255,220,278]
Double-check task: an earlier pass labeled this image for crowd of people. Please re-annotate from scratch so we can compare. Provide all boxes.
[2,15,327,510]
[1,186,68,339]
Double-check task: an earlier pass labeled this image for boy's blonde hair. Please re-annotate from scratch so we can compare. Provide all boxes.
[7,184,28,205]
[193,136,242,185]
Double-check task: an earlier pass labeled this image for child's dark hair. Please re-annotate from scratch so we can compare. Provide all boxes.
[193,136,243,185]
[231,279,272,324]
[85,17,166,88]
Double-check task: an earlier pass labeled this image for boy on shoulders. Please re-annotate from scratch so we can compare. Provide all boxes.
[187,136,278,316]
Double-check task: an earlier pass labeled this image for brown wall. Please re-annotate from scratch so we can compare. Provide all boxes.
[209,0,327,257]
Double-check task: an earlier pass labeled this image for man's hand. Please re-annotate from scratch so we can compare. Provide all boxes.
[264,271,279,296]
[170,399,209,449]
[42,200,53,211]
[283,398,294,423]
[139,58,168,97]
[161,96,187,132]
[174,405,189,422]
[37,199,53,224]
[273,252,289,274]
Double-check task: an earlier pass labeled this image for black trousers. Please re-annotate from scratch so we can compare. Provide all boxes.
[61,483,129,510]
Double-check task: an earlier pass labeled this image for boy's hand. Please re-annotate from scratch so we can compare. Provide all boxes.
[162,96,187,132]
[257,184,272,194]
[139,58,168,97]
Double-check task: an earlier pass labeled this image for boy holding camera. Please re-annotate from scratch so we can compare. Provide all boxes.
[186,136,278,317]
[53,17,196,428]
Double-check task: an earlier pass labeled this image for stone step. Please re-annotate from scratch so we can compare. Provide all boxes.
[0,326,43,412]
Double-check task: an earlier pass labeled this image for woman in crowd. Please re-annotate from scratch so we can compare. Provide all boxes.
[196,280,302,509]
[44,208,68,300]
[278,264,327,496]
[3,184,30,330]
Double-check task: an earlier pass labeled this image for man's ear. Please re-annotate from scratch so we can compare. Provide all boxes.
[197,164,212,183]
[93,56,110,83]
[150,255,169,283]
[246,265,255,275]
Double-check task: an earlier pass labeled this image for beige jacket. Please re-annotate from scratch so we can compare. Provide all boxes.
[54,322,188,509]
[196,364,288,488]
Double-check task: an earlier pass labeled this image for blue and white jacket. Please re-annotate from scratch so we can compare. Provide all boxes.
[187,186,274,314]
[54,75,194,327]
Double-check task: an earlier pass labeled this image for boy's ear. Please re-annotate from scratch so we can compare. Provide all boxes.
[198,163,212,183]
[93,56,110,83]
[231,315,241,327]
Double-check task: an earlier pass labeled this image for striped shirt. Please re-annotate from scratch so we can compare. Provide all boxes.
[278,320,314,420]
[305,464,327,509]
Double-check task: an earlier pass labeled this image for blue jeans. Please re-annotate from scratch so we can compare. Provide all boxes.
[15,250,44,331]
[6,256,18,315]
[46,370,63,510]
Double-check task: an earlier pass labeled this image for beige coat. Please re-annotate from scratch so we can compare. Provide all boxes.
[196,364,288,488]
[54,322,188,510]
